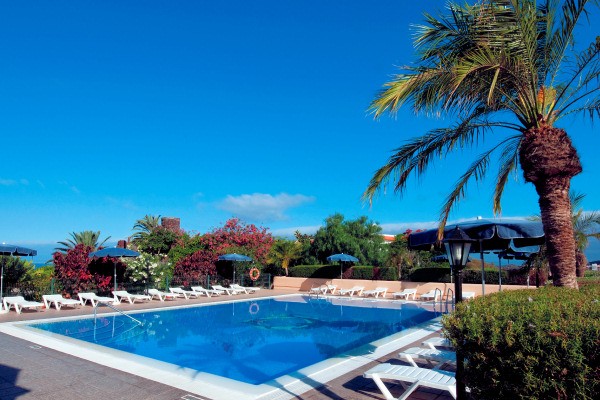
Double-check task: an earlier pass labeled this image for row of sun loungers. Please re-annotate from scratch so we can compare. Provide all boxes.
[310,285,475,301]
[2,284,261,313]
[364,336,459,399]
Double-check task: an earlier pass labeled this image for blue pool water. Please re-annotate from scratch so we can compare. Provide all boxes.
[29,295,435,385]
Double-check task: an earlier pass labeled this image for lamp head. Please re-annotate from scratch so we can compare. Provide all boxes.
[443,226,474,270]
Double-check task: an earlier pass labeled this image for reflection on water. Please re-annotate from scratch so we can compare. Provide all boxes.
[30,295,435,385]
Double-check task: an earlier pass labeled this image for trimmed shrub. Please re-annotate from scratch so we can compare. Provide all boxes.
[462,268,507,284]
[288,265,397,280]
[443,286,600,399]
[410,266,451,282]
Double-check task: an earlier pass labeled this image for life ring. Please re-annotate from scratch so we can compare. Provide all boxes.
[250,267,260,281]
[249,302,259,314]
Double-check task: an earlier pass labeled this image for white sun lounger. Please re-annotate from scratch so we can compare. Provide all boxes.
[78,292,116,306]
[337,286,364,297]
[147,289,177,301]
[169,287,201,299]
[361,287,388,298]
[364,363,457,400]
[391,289,417,300]
[420,290,441,302]
[422,336,453,350]
[191,286,223,297]
[231,284,260,294]
[42,294,82,310]
[3,296,44,314]
[399,347,457,369]
[212,284,244,295]
[112,290,151,304]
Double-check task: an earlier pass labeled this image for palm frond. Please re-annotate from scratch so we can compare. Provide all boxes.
[493,135,523,214]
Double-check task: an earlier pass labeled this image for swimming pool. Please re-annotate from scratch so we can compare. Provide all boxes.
[1,295,443,399]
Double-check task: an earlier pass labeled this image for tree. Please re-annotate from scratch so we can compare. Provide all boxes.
[571,192,600,276]
[0,256,34,285]
[137,226,179,255]
[308,213,388,266]
[53,244,112,295]
[385,229,428,279]
[269,239,302,276]
[530,191,600,277]
[363,0,600,288]
[55,231,111,253]
[131,215,161,243]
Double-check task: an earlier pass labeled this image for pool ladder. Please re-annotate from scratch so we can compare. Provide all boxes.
[94,302,143,327]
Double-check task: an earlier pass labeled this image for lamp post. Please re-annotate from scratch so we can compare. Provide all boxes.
[443,226,474,400]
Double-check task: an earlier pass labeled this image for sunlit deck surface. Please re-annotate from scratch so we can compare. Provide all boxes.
[0,290,454,400]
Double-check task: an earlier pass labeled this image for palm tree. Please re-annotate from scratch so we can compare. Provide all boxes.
[530,191,600,277]
[131,215,161,243]
[363,0,600,288]
[566,192,600,276]
[269,239,302,276]
[55,231,111,253]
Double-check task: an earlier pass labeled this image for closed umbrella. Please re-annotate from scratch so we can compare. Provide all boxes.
[409,218,544,295]
[218,253,252,284]
[0,244,37,310]
[89,247,139,291]
[326,253,359,291]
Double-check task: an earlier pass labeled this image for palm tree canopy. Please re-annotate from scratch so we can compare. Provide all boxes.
[131,215,161,243]
[55,230,111,253]
[364,0,600,227]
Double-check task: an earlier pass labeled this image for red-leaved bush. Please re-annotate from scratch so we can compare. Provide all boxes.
[53,244,114,296]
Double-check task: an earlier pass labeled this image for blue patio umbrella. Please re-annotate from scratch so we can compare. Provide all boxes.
[0,244,37,309]
[218,253,252,283]
[408,218,544,295]
[326,253,359,291]
[89,247,139,291]
[496,246,540,289]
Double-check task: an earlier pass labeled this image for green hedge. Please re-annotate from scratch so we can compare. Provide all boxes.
[443,286,600,399]
[288,265,397,280]
[409,266,508,284]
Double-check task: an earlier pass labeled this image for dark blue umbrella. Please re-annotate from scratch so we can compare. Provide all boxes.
[218,253,252,283]
[408,218,544,295]
[326,253,359,291]
[89,247,139,291]
[0,244,37,309]
[496,246,539,290]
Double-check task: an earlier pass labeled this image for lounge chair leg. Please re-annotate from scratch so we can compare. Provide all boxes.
[371,375,398,400]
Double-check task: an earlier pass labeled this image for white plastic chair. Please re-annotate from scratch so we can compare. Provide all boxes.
[3,296,44,314]
[391,289,417,300]
[42,294,82,310]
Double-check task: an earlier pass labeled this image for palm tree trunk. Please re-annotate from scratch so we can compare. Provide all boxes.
[519,126,582,289]
[576,250,587,278]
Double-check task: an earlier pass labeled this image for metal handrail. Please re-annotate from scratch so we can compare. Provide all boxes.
[94,302,143,326]
[446,288,455,310]
[434,288,442,303]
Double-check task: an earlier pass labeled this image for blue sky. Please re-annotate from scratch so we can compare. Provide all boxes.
[1,1,599,263]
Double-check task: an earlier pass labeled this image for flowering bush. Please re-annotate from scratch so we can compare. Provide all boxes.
[53,244,113,296]
[124,252,172,289]
[200,218,274,263]
[173,249,217,283]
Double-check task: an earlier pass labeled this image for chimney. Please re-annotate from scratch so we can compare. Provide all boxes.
[161,217,181,233]
[117,240,127,248]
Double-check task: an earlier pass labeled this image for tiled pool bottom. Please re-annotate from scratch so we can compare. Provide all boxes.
[0,295,443,400]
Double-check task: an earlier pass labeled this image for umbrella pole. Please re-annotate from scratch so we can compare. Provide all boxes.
[114,260,117,291]
[480,242,485,296]
[1,264,4,310]
[340,263,343,291]
[497,254,501,291]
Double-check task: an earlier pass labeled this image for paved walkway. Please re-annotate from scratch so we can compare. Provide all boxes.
[0,291,454,400]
